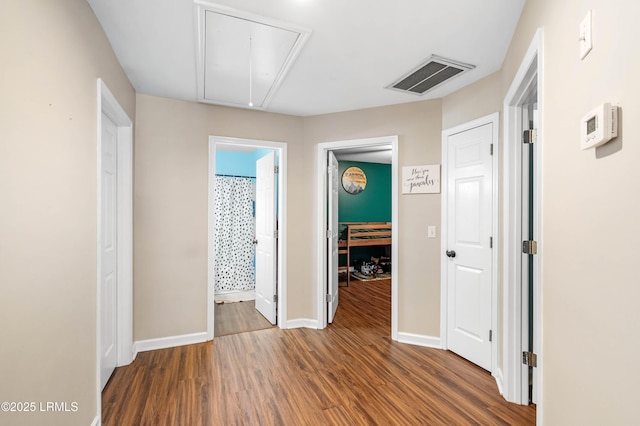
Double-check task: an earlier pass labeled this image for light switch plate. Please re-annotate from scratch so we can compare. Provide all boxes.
[580,10,592,60]
[427,225,437,238]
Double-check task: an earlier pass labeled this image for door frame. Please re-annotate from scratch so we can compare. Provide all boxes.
[208,136,287,339]
[503,28,543,410]
[440,112,500,376]
[315,135,399,337]
[95,79,134,416]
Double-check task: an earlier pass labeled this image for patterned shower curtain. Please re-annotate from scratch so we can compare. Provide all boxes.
[214,176,256,292]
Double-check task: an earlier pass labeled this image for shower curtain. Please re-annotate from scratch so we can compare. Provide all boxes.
[214,176,256,293]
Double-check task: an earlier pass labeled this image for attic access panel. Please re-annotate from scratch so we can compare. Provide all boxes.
[387,55,475,96]
[196,4,311,110]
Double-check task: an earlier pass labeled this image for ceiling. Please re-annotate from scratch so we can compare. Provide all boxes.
[88,0,525,117]
[334,146,392,164]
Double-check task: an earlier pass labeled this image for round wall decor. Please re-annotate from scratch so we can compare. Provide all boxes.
[342,166,367,194]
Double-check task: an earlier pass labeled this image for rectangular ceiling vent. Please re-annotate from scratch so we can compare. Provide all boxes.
[387,55,475,95]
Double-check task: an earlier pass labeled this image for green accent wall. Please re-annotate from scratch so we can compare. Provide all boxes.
[338,160,391,222]
[338,160,391,264]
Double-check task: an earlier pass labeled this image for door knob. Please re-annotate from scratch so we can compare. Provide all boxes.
[446,250,456,258]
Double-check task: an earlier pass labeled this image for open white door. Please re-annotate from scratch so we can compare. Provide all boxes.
[445,121,494,371]
[503,30,543,405]
[522,100,539,404]
[100,112,118,390]
[255,151,277,324]
[327,151,339,323]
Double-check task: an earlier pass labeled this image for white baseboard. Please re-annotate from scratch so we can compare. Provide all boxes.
[91,415,100,426]
[397,332,441,349]
[493,367,505,395]
[133,332,209,354]
[284,318,320,329]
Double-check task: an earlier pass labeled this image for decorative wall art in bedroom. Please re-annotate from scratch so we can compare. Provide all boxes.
[342,166,367,194]
[402,165,440,194]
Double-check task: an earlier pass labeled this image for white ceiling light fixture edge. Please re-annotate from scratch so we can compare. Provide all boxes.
[194,0,312,111]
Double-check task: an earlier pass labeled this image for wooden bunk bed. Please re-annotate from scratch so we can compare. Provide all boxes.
[338,222,392,286]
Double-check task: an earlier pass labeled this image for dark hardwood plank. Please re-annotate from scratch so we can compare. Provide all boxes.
[214,299,275,337]
[103,279,535,425]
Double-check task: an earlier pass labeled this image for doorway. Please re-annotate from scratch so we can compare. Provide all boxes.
[316,136,399,336]
[96,79,133,419]
[503,29,543,408]
[441,113,499,373]
[208,136,287,339]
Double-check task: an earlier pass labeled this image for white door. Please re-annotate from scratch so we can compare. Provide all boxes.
[100,112,118,390]
[445,122,494,371]
[255,151,277,324]
[327,151,339,323]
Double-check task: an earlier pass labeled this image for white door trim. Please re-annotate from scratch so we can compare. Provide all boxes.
[502,28,544,414]
[315,136,399,338]
[440,112,500,376]
[208,136,287,339]
[96,79,134,419]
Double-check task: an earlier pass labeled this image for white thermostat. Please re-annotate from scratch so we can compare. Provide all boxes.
[581,103,619,150]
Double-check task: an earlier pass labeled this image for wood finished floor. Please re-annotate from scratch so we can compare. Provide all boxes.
[102,279,536,425]
[214,299,275,337]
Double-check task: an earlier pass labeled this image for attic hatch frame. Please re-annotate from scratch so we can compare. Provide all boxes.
[194,0,311,111]
[387,55,475,96]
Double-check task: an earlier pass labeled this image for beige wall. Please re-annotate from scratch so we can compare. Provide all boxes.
[0,1,135,425]
[134,96,444,339]
[442,71,502,131]
[444,0,640,423]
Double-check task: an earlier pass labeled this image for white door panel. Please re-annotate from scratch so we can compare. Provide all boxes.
[455,178,482,245]
[327,151,339,323]
[255,151,277,324]
[100,112,118,390]
[453,265,484,340]
[446,122,493,371]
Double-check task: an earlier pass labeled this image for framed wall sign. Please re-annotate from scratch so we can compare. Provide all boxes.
[402,165,440,194]
[342,166,367,194]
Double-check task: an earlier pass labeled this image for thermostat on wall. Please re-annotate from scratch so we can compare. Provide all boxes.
[581,103,619,150]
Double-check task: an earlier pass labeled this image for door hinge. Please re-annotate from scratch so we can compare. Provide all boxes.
[489,236,493,248]
[490,143,494,155]
[522,240,538,255]
[326,294,332,303]
[523,351,538,367]
[326,229,332,239]
[523,129,537,144]
[273,294,278,303]
[489,330,493,342]
[274,165,280,174]
[274,229,279,239]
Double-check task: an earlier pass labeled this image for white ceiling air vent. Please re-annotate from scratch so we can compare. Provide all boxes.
[194,2,311,110]
[387,55,475,95]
